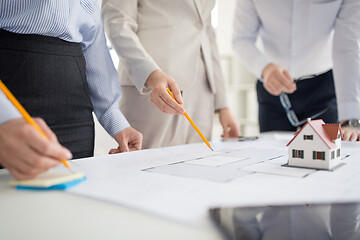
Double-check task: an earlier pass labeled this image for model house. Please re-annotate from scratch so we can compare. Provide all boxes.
[286,119,341,170]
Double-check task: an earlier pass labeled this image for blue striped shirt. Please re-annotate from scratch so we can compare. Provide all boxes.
[0,0,130,136]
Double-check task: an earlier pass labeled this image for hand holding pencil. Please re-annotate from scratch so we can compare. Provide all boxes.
[0,80,73,180]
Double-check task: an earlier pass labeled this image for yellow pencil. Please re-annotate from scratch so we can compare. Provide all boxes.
[0,80,72,170]
[167,89,213,151]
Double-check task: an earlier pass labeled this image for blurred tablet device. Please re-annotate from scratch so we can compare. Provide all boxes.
[209,202,360,240]
[222,136,259,142]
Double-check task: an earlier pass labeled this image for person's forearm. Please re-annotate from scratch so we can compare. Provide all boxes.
[332,0,360,121]
[101,0,160,93]
[232,0,271,79]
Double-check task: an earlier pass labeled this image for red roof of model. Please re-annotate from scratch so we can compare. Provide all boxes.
[286,119,340,149]
[323,124,341,141]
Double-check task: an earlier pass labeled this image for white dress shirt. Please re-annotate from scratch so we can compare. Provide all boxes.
[233,0,360,121]
[0,0,130,136]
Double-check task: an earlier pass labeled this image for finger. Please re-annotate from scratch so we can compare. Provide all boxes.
[33,118,59,143]
[342,130,351,141]
[129,142,141,151]
[150,93,178,114]
[131,137,142,151]
[118,140,130,152]
[22,145,60,170]
[265,81,281,96]
[265,76,282,94]
[25,126,72,160]
[168,81,184,104]
[159,89,185,114]
[1,153,34,176]
[276,71,296,92]
[229,124,241,138]
[9,168,36,181]
[349,131,358,142]
[222,127,230,138]
[109,148,121,154]
[3,136,59,171]
[8,154,52,180]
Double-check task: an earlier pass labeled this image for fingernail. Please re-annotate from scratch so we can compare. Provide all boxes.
[65,150,73,159]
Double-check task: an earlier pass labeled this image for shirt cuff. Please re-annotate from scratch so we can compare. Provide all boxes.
[214,93,228,111]
[253,56,272,81]
[130,57,160,95]
[337,101,360,122]
[98,106,130,137]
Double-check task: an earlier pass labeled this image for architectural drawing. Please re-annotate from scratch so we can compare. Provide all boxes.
[144,148,319,182]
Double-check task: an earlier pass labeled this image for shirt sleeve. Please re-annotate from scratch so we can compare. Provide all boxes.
[101,0,160,94]
[83,18,130,136]
[232,0,271,79]
[0,91,21,125]
[332,0,360,121]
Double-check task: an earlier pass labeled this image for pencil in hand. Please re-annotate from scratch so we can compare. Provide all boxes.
[0,80,73,171]
[167,88,213,151]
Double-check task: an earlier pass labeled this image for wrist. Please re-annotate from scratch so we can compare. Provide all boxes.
[341,119,360,129]
[216,107,229,114]
[145,69,162,89]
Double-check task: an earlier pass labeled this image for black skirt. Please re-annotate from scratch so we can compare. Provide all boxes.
[0,29,94,159]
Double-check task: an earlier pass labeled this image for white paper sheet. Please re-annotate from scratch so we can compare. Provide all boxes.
[66,139,360,227]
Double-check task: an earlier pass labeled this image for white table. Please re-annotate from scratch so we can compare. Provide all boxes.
[0,174,222,240]
[1,132,359,240]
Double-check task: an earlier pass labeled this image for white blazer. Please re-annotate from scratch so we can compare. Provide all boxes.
[101,0,227,109]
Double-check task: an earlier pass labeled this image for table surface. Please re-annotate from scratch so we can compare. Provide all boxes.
[0,183,223,240]
[0,132,350,240]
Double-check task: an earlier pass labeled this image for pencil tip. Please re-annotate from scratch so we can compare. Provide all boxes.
[209,146,214,151]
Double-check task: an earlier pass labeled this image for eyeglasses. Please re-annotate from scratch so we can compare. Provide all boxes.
[279,92,330,128]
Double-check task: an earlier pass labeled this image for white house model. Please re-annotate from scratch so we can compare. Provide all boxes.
[286,119,341,170]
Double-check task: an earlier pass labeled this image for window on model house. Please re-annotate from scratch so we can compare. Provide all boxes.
[313,151,325,160]
[303,135,313,140]
[331,151,335,160]
[292,149,304,158]
[337,149,340,157]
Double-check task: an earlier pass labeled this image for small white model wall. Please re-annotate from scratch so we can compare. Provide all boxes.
[288,124,333,169]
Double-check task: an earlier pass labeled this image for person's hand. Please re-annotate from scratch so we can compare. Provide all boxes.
[145,70,185,114]
[0,118,72,180]
[262,63,297,96]
[110,127,143,154]
[341,126,360,141]
[218,108,240,138]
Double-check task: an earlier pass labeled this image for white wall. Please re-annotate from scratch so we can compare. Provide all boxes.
[213,0,259,137]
